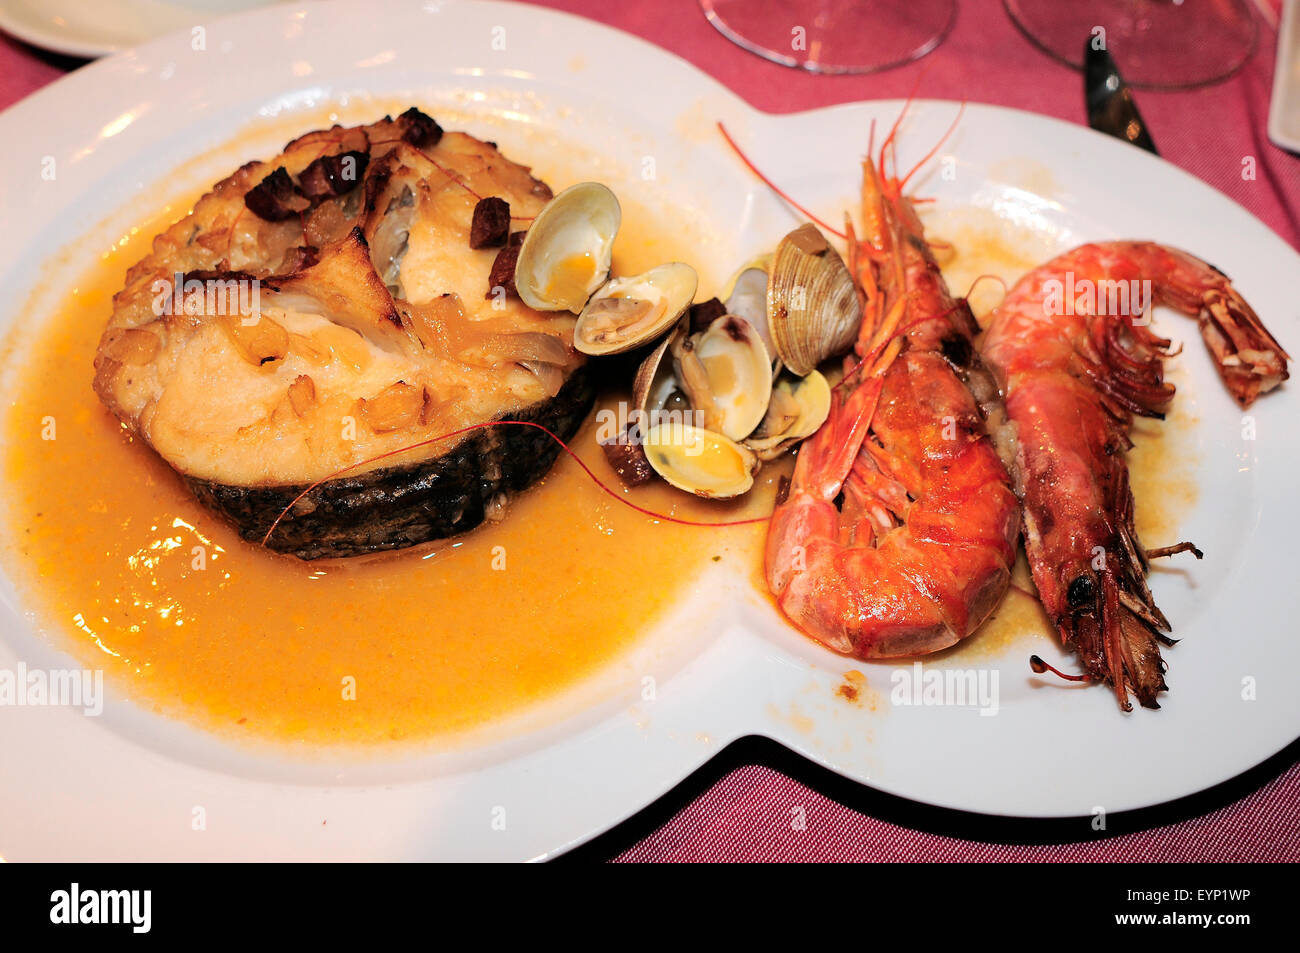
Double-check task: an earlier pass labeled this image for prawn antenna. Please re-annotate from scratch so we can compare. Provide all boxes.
[898,101,966,193]
[964,273,1008,301]
[1029,655,1093,683]
[1146,542,1204,560]
[717,121,849,240]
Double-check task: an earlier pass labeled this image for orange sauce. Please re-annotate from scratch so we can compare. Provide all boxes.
[0,129,1205,747]
[1,194,770,749]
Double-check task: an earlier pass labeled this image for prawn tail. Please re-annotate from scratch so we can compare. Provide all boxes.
[1153,247,1287,408]
[1198,282,1290,408]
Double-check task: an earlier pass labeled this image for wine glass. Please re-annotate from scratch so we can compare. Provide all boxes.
[699,0,957,75]
[1003,0,1259,90]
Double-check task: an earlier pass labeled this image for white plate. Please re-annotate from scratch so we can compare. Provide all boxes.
[1,0,1298,861]
[0,0,288,58]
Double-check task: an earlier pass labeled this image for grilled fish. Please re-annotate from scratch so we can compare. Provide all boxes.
[94,109,592,558]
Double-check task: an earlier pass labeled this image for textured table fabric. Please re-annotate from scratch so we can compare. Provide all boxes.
[610,760,1299,863]
[1,0,1296,863]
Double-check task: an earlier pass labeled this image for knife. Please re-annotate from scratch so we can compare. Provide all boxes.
[1084,41,1159,155]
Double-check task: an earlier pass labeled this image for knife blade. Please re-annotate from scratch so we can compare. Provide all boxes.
[1084,41,1159,155]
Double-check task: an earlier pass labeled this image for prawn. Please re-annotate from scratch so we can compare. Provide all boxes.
[764,129,1020,658]
[980,241,1289,709]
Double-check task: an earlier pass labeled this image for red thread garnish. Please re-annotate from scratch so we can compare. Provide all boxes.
[375,132,535,219]
[717,121,849,240]
[223,204,249,260]
[404,142,485,202]
[260,420,770,548]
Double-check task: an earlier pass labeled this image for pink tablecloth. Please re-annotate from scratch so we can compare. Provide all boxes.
[2,0,1296,862]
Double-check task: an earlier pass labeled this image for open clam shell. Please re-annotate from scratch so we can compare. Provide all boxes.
[766,223,861,376]
[574,262,698,356]
[743,369,832,461]
[631,321,687,421]
[673,314,773,441]
[515,182,621,313]
[721,257,774,355]
[642,422,758,499]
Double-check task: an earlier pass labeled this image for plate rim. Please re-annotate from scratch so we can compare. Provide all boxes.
[1,0,1298,860]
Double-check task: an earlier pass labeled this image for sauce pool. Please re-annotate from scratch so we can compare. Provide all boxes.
[0,148,1200,746]
[1,195,771,748]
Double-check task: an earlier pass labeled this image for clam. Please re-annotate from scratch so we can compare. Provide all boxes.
[574,262,698,356]
[743,370,832,461]
[642,422,758,499]
[673,314,772,441]
[631,321,688,425]
[720,257,774,355]
[514,182,621,313]
[766,223,861,376]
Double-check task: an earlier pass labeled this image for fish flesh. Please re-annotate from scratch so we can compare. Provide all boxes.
[93,109,591,558]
